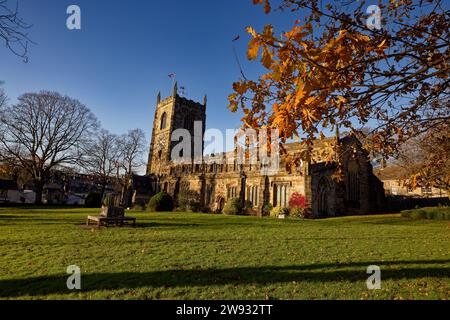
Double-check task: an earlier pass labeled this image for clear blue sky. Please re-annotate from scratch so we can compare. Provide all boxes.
[0,0,298,144]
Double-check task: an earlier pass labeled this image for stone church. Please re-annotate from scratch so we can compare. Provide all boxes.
[138,84,385,217]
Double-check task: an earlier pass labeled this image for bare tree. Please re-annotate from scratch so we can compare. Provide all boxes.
[0,91,98,204]
[117,129,146,206]
[118,129,146,177]
[0,81,6,109]
[84,129,121,199]
[0,0,33,61]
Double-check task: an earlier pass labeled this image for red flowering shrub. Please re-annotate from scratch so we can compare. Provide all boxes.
[289,192,309,218]
[289,192,307,209]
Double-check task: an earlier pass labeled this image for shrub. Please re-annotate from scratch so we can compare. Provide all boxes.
[147,192,174,212]
[85,192,102,208]
[243,200,255,215]
[401,207,450,220]
[176,189,201,212]
[289,192,307,209]
[262,203,273,216]
[222,198,243,215]
[270,206,289,218]
[133,203,146,211]
[290,207,305,218]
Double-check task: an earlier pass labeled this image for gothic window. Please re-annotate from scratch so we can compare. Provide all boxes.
[247,186,259,207]
[346,159,360,207]
[160,112,167,130]
[227,186,238,199]
[317,177,330,216]
[273,184,289,207]
[206,185,210,205]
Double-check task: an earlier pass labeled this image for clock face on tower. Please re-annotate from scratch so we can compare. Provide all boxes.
[157,135,166,149]
[155,135,167,162]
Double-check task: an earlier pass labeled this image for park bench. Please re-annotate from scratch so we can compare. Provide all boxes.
[87,206,136,228]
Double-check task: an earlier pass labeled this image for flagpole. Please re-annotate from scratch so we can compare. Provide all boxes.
[169,73,176,90]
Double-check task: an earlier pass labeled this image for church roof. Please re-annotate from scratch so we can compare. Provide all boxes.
[374,165,408,180]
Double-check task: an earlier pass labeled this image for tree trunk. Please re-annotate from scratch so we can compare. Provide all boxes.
[34,181,43,205]
[100,182,107,201]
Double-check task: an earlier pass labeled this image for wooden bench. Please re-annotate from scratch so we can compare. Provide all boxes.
[87,206,136,228]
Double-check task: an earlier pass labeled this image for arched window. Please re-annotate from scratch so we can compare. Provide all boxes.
[160,112,167,130]
[273,184,289,207]
[247,186,259,207]
[346,159,360,207]
[317,177,330,216]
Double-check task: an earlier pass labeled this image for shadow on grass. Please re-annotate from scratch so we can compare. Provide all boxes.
[1,259,448,298]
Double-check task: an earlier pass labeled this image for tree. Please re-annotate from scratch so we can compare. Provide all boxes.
[84,129,120,199]
[118,129,146,177]
[0,91,98,204]
[229,0,449,184]
[0,82,6,109]
[116,129,146,206]
[0,0,33,61]
[395,123,449,192]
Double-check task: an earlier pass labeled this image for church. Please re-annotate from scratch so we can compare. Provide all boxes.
[137,84,385,217]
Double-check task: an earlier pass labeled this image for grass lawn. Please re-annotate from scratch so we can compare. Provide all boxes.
[0,207,448,300]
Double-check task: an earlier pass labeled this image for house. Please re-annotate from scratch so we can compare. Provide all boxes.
[0,180,20,203]
[374,165,449,198]
[43,182,65,205]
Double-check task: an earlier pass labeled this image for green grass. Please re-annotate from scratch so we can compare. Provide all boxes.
[0,207,449,300]
[401,206,450,220]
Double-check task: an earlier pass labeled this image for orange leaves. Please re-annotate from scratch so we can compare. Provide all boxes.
[253,0,271,14]
[232,81,248,95]
[246,25,274,68]
[284,25,310,41]
[247,38,261,60]
[230,0,449,186]
[261,47,273,68]
[337,95,347,104]
[354,33,371,43]
[246,26,257,38]
[294,81,306,105]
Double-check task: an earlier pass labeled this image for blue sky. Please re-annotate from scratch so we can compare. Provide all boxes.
[0,0,298,144]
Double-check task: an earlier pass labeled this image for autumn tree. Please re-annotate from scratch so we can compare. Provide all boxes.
[0,0,32,61]
[229,0,449,184]
[0,91,98,204]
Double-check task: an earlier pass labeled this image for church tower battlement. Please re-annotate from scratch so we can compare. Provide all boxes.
[146,82,207,175]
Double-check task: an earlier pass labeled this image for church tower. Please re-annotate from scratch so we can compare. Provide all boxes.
[146,82,207,175]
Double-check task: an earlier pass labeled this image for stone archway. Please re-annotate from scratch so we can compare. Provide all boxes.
[217,197,225,213]
[316,177,331,217]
